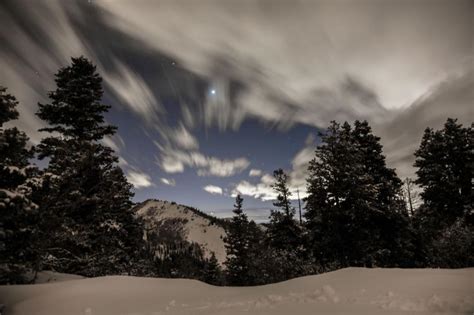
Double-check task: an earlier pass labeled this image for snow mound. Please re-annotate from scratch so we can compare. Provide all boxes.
[1,267,472,315]
[34,271,85,284]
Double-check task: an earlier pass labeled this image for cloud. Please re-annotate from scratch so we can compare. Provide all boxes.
[102,134,125,152]
[374,68,474,180]
[104,59,163,123]
[203,185,223,195]
[157,146,250,177]
[95,0,472,181]
[288,134,317,190]
[160,177,176,186]
[232,179,276,201]
[97,0,471,126]
[2,0,472,193]
[249,169,262,177]
[232,134,315,202]
[196,155,250,177]
[126,170,153,189]
[169,124,199,150]
[118,156,129,167]
[160,155,185,173]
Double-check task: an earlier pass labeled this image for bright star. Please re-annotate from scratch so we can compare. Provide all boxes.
[211,89,216,95]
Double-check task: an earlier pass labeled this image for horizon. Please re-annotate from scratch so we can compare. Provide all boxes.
[1,0,472,219]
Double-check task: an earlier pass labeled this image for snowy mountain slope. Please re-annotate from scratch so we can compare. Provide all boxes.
[1,268,472,315]
[134,199,227,263]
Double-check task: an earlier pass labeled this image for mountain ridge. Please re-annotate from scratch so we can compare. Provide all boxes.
[133,199,228,264]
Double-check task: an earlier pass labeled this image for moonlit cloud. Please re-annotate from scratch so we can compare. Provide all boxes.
[249,169,262,177]
[157,146,250,177]
[160,177,176,186]
[126,170,153,189]
[104,60,162,123]
[203,185,223,195]
[232,180,277,201]
[102,134,125,153]
[169,124,199,150]
[95,0,473,180]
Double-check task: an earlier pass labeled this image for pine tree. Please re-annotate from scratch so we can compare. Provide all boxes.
[351,120,411,266]
[414,118,473,229]
[0,87,39,284]
[267,169,301,251]
[263,169,308,280]
[413,118,473,267]
[35,57,145,276]
[305,121,411,268]
[202,253,223,285]
[224,195,256,286]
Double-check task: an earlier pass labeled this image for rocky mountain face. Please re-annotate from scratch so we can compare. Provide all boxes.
[134,199,228,264]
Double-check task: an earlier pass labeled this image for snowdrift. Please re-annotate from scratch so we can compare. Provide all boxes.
[1,268,472,315]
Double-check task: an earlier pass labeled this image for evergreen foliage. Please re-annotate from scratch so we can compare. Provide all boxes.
[34,57,145,276]
[413,118,473,267]
[305,121,411,268]
[224,195,260,286]
[0,87,39,284]
[414,118,473,229]
[267,169,302,251]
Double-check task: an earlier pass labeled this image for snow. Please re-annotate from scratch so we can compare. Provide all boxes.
[33,271,85,284]
[1,268,472,315]
[136,200,227,264]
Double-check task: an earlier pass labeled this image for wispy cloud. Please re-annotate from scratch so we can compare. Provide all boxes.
[104,59,163,123]
[249,169,262,177]
[126,170,153,189]
[203,185,223,195]
[160,177,176,186]
[157,146,250,177]
[232,135,315,202]
[102,134,125,153]
[169,124,199,150]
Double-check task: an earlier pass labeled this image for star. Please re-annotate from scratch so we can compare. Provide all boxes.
[211,89,216,95]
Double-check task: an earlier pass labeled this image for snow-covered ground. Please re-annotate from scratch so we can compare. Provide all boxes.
[1,268,472,315]
[33,271,85,284]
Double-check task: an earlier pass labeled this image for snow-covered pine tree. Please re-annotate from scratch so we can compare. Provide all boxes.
[305,121,411,268]
[0,87,39,284]
[35,57,146,276]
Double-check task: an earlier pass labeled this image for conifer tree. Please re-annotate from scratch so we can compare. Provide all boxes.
[0,87,39,284]
[203,253,223,285]
[35,57,145,276]
[414,118,473,229]
[305,121,410,268]
[224,195,255,286]
[267,169,301,251]
[413,118,473,267]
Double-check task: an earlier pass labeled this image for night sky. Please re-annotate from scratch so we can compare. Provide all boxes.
[1,0,472,220]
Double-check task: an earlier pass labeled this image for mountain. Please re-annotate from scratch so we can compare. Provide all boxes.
[134,199,228,264]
